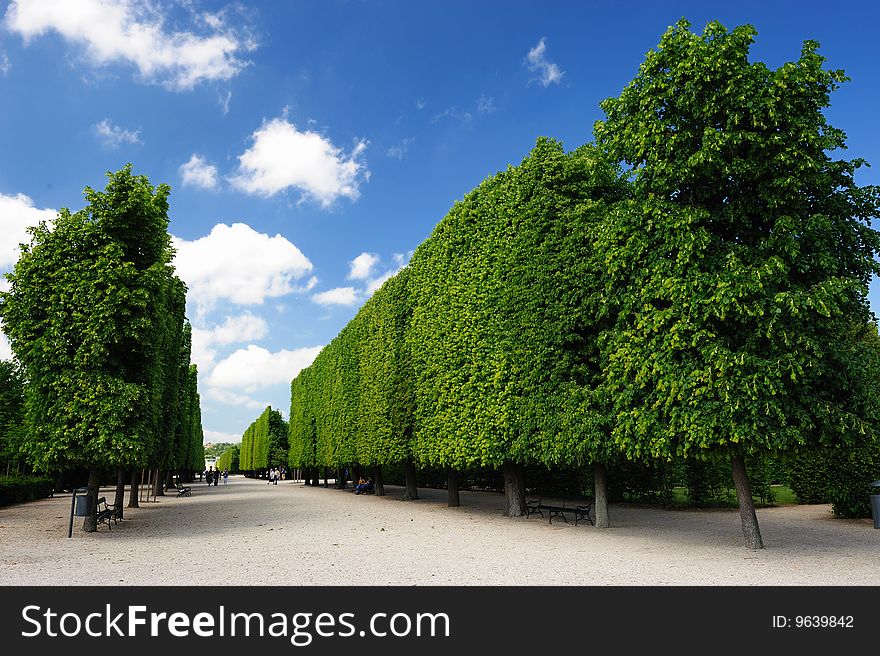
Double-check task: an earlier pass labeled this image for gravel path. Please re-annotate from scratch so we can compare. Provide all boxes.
[1,475,876,585]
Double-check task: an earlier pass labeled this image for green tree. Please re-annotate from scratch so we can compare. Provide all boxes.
[0,359,26,475]
[356,268,415,498]
[406,139,623,516]
[288,369,318,480]
[0,165,189,531]
[593,20,880,548]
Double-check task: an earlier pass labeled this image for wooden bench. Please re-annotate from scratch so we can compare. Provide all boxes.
[96,497,121,529]
[526,498,593,526]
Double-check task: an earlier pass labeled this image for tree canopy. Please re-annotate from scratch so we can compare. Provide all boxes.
[0,165,203,528]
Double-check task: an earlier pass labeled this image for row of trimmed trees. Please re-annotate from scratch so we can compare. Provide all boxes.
[237,406,288,477]
[287,20,880,549]
[0,165,205,531]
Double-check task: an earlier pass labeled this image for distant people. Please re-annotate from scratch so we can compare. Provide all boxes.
[354,476,366,494]
[364,477,374,494]
[223,470,229,485]
[214,469,219,486]
[280,467,286,481]
[206,468,214,486]
[268,467,275,485]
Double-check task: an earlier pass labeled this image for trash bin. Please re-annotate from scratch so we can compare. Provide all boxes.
[73,488,91,516]
[871,481,880,530]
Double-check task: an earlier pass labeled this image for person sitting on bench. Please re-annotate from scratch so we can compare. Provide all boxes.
[354,477,367,494]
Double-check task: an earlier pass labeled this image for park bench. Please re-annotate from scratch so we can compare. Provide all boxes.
[526,498,593,526]
[96,497,121,530]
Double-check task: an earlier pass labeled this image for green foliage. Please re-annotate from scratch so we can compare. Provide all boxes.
[356,269,414,466]
[0,360,26,464]
[593,20,880,463]
[0,165,203,475]
[288,371,317,469]
[282,20,880,526]
[787,450,829,504]
[407,139,624,470]
[204,442,236,459]
[787,442,880,517]
[244,406,288,471]
[0,474,54,506]
[216,444,240,473]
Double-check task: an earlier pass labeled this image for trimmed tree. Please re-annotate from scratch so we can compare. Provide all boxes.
[593,20,880,548]
[0,165,187,531]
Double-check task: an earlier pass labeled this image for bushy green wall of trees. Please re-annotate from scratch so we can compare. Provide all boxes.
[239,406,288,476]
[286,21,880,544]
[0,165,205,528]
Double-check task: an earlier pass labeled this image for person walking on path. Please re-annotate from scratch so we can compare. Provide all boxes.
[223,470,229,485]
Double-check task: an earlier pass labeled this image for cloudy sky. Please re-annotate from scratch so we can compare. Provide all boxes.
[1,0,879,445]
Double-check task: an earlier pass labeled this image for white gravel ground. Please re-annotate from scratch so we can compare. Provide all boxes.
[0,475,876,585]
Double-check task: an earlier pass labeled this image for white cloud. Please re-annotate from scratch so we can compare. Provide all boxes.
[0,333,11,360]
[5,0,253,90]
[0,192,56,268]
[365,270,397,294]
[179,154,218,190]
[202,429,241,445]
[172,222,313,316]
[348,252,379,280]
[431,106,472,124]
[95,118,141,148]
[218,89,232,115]
[198,313,268,346]
[386,137,414,160]
[191,312,268,372]
[431,95,494,124]
[230,117,369,207]
[204,387,266,411]
[525,37,564,87]
[312,287,359,307]
[207,344,323,392]
[365,251,411,294]
[0,52,10,75]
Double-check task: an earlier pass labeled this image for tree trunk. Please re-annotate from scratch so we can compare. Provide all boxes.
[593,461,610,528]
[447,469,460,507]
[311,468,320,486]
[323,467,329,488]
[81,467,100,533]
[114,467,125,520]
[403,459,419,500]
[165,470,173,491]
[373,465,385,497]
[128,469,140,508]
[502,461,526,517]
[732,453,764,550]
[154,468,165,496]
[128,469,141,508]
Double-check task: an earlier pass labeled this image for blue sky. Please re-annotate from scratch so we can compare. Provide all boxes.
[1,0,879,446]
